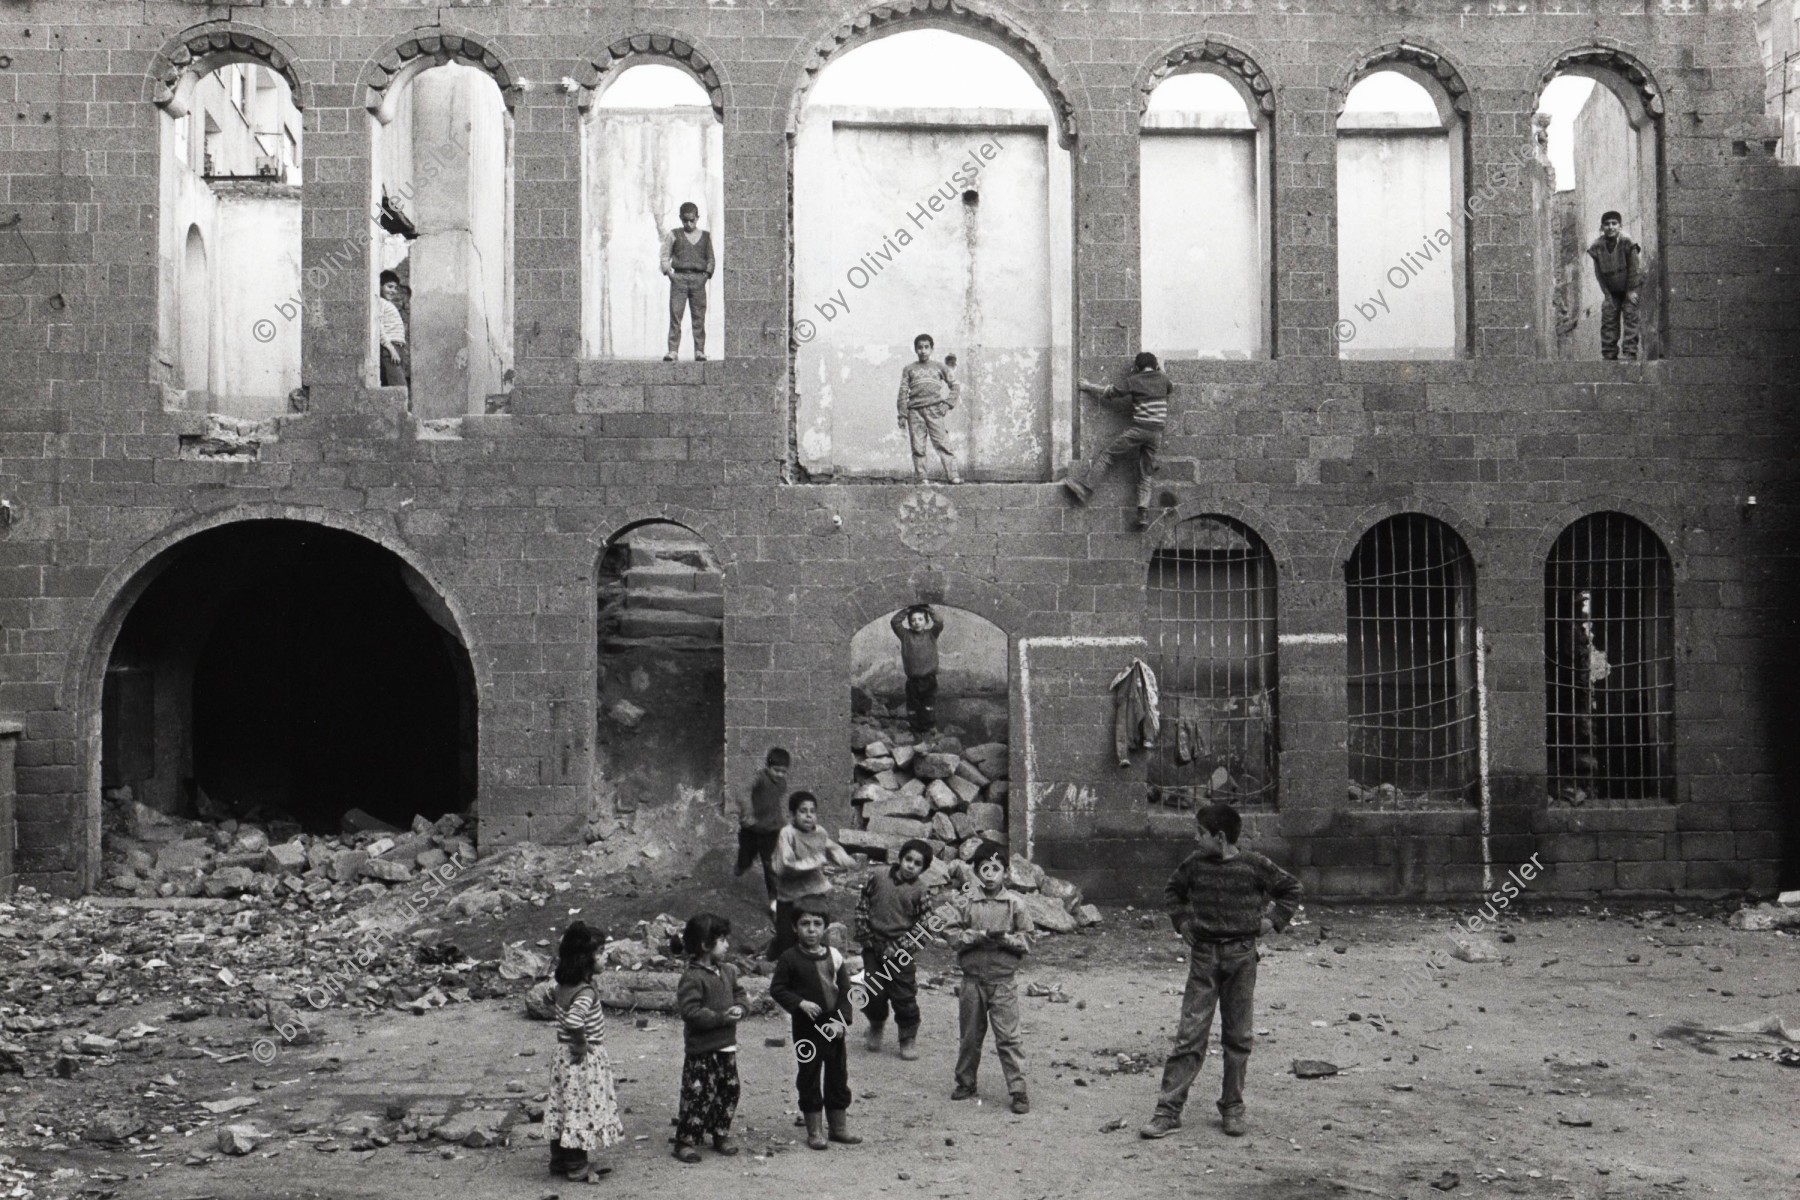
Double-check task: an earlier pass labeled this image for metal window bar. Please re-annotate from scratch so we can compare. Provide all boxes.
[1544,513,1675,803]
[1345,514,1479,806]
[1146,516,1279,810]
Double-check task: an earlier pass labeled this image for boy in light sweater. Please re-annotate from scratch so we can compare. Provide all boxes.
[767,790,857,963]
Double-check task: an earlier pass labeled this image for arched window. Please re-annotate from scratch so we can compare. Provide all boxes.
[158,60,303,417]
[582,63,725,360]
[792,29,1074,482]
[1544,513,1674,803]
[1140,71,1270,359]
[1533,66,1661,360]
[1345,515,1478,806]
[1336,67,1466,359]
[371,60,514,419]
[1147,516,1279,809]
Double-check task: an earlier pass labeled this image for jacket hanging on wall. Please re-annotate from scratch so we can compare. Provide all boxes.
[1108,658,1161,767]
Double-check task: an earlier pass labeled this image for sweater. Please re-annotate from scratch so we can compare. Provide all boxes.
[675,959,749,1055]
[1163,848,1302,943]
[553,982,607,1048]
[890,610,944,679]
[1585,234,1643,295]
[1099,369,1173,428]
[773,824,856,902]
[896,359,960,413]
[662,228,714,276]
[856,866,930,943]
[951,885,1031,982]
[770,945,855,1029]
[742,767,787,833]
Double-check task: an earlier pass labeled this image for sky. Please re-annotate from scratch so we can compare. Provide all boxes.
[600,32,1598,190]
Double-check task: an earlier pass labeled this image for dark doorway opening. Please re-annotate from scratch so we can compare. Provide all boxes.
[102,521,476,834]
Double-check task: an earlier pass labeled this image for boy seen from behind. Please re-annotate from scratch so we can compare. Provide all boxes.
[1141,802,1301,1141]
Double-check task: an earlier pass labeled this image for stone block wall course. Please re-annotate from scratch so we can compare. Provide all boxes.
[0,0,1795,899]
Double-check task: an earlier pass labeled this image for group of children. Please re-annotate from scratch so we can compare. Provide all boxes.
[543,766,1301,1181]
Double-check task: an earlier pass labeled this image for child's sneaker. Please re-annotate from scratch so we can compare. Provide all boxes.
[1139,1114,1180,1139]
[950,1084,977,1101]
[673,1143,702,1163]
[1220,1106,1246,1137]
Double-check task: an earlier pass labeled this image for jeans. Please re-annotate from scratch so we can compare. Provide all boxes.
[1154,936,1258,1118]
[1600,290,1640,360]
[1081,425,1161,507]
[955,976,1027,1097]
[861,938,921,1036]
[668,271,708,354]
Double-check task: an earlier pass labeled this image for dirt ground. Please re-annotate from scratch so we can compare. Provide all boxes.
[5,867,1798,1200]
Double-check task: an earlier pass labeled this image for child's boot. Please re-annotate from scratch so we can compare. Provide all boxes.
[711,1132,739,1156]
[827,1109,862,1145]
[549,1139,569,1175]
[804,1112,829,1150]
[673,1140,703,1163]
[897,1029,919,1061]
[1220,1105,1247,1137]
[864,1019,885,1052]
[563,1148,589,1179]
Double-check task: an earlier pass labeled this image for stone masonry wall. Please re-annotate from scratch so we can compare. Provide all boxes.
[0,1,1796,900]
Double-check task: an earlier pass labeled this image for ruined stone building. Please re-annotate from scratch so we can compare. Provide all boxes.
[0,0,1796,901]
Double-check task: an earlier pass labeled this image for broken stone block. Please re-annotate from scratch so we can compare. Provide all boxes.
[930,812,957,843]
[1074,903,1102,927]
[926,780,959,811]
[950,811,977,840]
[412,814,434,835]
[986,780,1010,804]
[328,849,369,883]
[863,741,890,759]
[360,858,414,884]
[415,848,449,871]
[1020,893,1077,933]
[852,782,893,807]
[965,742,1009,777]
[913,752,961,780]
[432,1110,507,1146]
[155,838,213,874]
[84,1108,146,1142]
[839,829,905,859]
[1006,858,1045,892]
[892,744,917,769]
[898,778,927,801]
[1041,876,1081,905]
[433,813,465,837]
[365,836,397,859]
[262,842,307,875]
[231,828,270,855]
[203,867,259,897]
[865,794,931,822]
[440,836,476,863]
[124,847,156,875]
[946,775,981,806]
[866,815,932,840]
[953,759,990,788]
[858,755,897,774]
[217,1123,265,1155]
[959,837,985,861]
[918,858,952,889]
[0,1041,27,1074]
[341,808,401,836]
[967,802,1006,833]
[873,770,903,791]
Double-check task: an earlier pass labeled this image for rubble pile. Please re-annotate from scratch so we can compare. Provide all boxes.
[523,913,779,1019]
[841,729,1012,864]
[101,802,475,905]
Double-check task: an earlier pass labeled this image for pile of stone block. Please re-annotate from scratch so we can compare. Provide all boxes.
[101,803,475,905]
[838,733,1010,864]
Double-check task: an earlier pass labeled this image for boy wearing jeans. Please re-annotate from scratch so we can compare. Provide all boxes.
[1141,803,1301,1139]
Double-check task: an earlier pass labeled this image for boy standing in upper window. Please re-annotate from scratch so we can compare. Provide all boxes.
[1586,210,1643,361]
[662,201,715,362]
[896,334,962,484]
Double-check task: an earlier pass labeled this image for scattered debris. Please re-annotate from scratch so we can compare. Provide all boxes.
[1292,1059,1340,1079]
[1428,1170,1461,1191]
[1728,902,1800,932]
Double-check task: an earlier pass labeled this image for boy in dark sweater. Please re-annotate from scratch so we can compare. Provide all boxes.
[1140,803,1301,1140]
[949,842,1033,1113]
[734,747,791,913]
[890,604,945,735]
[770,897,859,1150]
[855,838,934,1059]
[661,201,715,362]
[1064,351,1175,531]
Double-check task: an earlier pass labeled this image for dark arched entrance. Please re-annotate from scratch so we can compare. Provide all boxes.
[101,520,476,833]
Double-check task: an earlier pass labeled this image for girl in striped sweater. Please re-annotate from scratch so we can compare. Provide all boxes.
[548,921,625,1181]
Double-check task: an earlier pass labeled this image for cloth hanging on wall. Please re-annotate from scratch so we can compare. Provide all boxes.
[1108,658,1161,767]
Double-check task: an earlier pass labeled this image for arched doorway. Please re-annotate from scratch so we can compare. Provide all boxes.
[98,521,478,844]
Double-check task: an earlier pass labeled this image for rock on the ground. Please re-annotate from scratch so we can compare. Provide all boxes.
[433,1109,509,1147]
[867,815,932,840]
[360,858,414,884]
[1020,894,1077,933]
[926,780,960,812]
[1074,903,1102,927]
[263,842,307,875]
[930,812,957,842]
[1007,858,1046,892]
[965,742,1010,778]
[866,794,931,822]
[156,838,213,874]
[217,1123,266,1155]
[913,752,961,780]
[946,775,982,806]
[203,866,259,897]
[966,802,1006,833]
[84,1109,145,1142]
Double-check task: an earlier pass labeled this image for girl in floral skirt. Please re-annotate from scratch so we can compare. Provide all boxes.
[547,921,625,1181]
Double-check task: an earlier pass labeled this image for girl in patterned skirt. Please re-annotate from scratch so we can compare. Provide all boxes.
[548,921,625,1181]
[673,912,748,1162]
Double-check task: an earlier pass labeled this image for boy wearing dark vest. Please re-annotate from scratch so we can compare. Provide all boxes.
[1585,210,1643,361]
[662,201,715,362]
